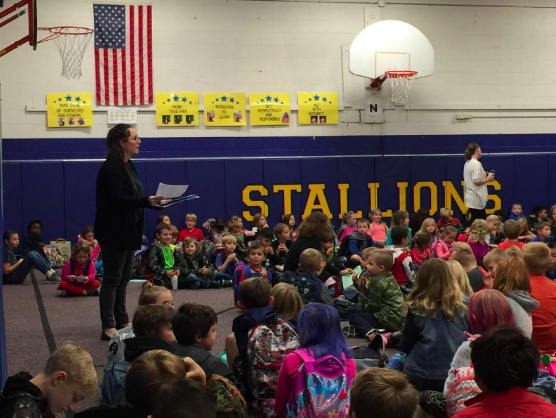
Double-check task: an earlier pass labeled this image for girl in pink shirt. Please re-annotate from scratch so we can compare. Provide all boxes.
[275,304,357,418]
[338,211,358,243]
[78,226,100,263]
[369,208,388,245]
[59,241,100,296]
[431,225,457,261]
[411,232,433,268]
[467,219,490,264]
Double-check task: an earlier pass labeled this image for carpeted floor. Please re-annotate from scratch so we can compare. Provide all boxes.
[3,269,400,415]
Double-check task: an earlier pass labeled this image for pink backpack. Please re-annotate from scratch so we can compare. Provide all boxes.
[445,367,481,417]
[430,240,449,259]
[286,349,352,418]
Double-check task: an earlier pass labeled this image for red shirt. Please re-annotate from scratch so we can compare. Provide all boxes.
[177,227,204,242]
[530,274,556,350]
[453,387,556,418]
[437,218,462,229]
[410,247,430,264]
[497,241,525,251]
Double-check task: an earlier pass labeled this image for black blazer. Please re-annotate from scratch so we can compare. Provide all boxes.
[95,154,150,250]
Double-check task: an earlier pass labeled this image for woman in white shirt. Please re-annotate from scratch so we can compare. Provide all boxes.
[463,143,494,222]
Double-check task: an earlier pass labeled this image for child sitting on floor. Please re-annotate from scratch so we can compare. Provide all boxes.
[215,234,241,286]
[78,226,101,264]
[59,242,100,297]
[344,218,374,265]
[386,226,415,295]
[531,221,553,244]
[287,248,332,306]
[432,225,457,261]
[171,303,233,380]
[271,223,292,266]
[498,219,525,250]
[410,232,432,269]
[437,208,462,231]
[350,368,418,418]
[147,223,184,289]
[347,248,405,339]
[369,208,388,247]
[546,241,556,280]
[509,203,526,220]
[233,243,273,307]
[386,210,412,246]
[3,230,60,284]
[485,215,502,248]
[203,218,228,249]
[417,218,441,242]
[0,344,97,418]
[452,248,486,293]
[338,211,357,243]
[21,219,48,259]
[271,283,303,331]
[182,237,220,290]
[275,304,355,418]
[178,213,204,242]
[226,220,248,261]
[150,379,217,418]
[467,220,490,264]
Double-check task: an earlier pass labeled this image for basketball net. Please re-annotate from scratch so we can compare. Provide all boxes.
[385,71,417,106]
[40,27,93,79]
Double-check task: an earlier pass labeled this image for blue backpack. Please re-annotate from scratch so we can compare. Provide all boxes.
[101,360,130,406]
[286,349,352,418]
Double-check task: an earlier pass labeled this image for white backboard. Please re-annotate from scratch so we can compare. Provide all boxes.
[350,20,434,80]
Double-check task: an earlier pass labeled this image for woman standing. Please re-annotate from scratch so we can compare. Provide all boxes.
[95,124,163,341]
[463,143,494,222]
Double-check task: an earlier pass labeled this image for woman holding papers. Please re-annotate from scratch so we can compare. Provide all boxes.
[95,124,163,341]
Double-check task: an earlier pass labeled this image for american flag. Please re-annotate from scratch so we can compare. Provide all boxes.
[94,4,152,106]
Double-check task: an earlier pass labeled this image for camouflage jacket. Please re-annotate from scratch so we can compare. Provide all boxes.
[182,252,216,277]
[358,271,406,331]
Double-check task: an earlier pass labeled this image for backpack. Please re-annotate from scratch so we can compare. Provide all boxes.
[70,258,92,278]
[286,272,318,305]
[247,318,299,400]
[333,299,363,321]
[43,244,65,268]
[445,367,481,417]
[352,333,389,372]
[104,327,135,375]
[286,349,352,418]
[430,240,449,259]
[337,236,353,258]
[101,360,131,406]
[233,265,269,305]
[207,374,248,418]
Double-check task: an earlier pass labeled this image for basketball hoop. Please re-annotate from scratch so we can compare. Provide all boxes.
[385,70,417,106]
[38,26,93,79]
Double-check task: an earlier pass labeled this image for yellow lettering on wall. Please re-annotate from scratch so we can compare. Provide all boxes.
[338,184,362,219]
[414,181,438,215]
[242,185,269,221]
[443,181,467,214]
[273,184,301,216]
[302,184,333,219]
[486,180,502,214]
[368,183,392,217]
[397,182,408,212]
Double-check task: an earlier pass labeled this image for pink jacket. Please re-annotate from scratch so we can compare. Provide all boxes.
[275,350,357,418]
[338,226,357,242]
[77,237,100,263]
[468,239,490,263]
[61,259,96,282]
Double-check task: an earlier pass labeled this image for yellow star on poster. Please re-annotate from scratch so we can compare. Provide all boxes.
[328,410,336,418]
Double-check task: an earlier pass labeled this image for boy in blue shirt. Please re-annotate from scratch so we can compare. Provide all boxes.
[531,221,553,244]
[215,234,241,286]
[344,219,374,266]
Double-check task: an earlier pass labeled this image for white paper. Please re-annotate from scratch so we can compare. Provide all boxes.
[108,107,137,124]
[156,183,188,199]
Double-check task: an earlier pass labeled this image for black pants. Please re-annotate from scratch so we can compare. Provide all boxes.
[467,208,486,223]
[99,245,135,330]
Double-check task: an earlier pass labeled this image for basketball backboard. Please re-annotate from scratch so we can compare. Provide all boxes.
[349,20,434,80]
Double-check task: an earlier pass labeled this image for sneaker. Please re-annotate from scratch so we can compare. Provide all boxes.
[58,289,67,297]
[46,274,61,284]
[342,325,357,338]
[87,289,100,296]
[224,280,233,288]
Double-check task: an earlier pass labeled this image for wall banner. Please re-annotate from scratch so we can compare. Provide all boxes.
[204,93,246,126]
[298,92,338,125]
[156,92,199,126]
[249,93,290,126]
[47,93,93,127]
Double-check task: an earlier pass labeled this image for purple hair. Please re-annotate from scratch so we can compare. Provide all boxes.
[468,289,515,335]
[297,304,352,363]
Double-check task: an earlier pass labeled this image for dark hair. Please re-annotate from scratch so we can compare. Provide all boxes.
[297,212,333,242]
[257,227,275,241]
[493,209,504,220]
[464,142,480,161]
[413,233,432,251]
[392,210,409,227]
[273,223,289,237]
[132,305,175,338]
[3,230,18,245]
[249,242,265,254]
[240,278,271,310]
[27,219,42,233]
[106,123,133,159]
[282,214,296,227]
[70,241,91,260]
[157,215,169,225]
[152,379,216,418]
[357,218,370,226]
[534,205,547,216]
[535,221,550,232]
[470,324,539,392]
[391,225,409,245]
[298,304,352,363]
[80,226,94,239]
[155,223,173,236]
[413,208,430,224]
[212,218,226,232]
[548,240,556,251]
[172,303,217,346]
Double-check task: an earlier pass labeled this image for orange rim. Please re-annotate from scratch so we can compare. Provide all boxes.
[385,70,418,79]
[37,26,93,43]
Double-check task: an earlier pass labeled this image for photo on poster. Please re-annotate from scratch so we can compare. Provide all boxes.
[174,115,183,124]
[162,115,171,125]
[186,115,194,124]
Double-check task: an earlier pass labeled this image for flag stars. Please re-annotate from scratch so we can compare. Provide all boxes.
[230,97,235,103]
[65,95,72,102]
[313,94,320,101]
[266,95,272,101]
[173,95,179,102]
[221,95,228,102]
[182,97,187,103]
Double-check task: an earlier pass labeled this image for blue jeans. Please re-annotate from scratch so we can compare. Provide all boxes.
[5,251,52,284]
[187,271,218,289]
[217,271,233,282]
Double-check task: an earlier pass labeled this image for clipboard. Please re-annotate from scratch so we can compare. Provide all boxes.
[156,194,200,208]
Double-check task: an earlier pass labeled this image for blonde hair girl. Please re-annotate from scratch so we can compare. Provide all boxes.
[446,260,474,300]
[369,208,388,245]
[468,219,490,264]
[417,218,440,242]
[400,258,469,392]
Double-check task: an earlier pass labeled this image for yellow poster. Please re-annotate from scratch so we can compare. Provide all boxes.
[156,92,199,126]
[249,93,291,126]
[204,93,246,126]
[47,93,93,127]
[298,92,339,125]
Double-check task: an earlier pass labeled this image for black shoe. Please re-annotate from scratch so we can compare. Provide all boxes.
[87,289,100,297]
[101,331,113,341]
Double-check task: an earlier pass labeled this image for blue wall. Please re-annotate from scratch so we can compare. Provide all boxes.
[3,133,556,244]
